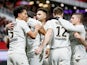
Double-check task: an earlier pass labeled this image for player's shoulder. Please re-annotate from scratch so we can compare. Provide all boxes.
[76,24,85,29]
[76,24,86,32]
[16,19,26,25]
[27,17,35,23]
[17,20,29,29]
[46,18,61,25]
[29,17,41,24]
[59,18,68,22]
[46,19,55,23]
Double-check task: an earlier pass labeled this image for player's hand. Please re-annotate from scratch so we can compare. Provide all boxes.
[4,36,10,48]
[45,48,50,58]
[35,46,43,55]
[6,23,14,30]
[35,24,42,31]
[74,32,81,39]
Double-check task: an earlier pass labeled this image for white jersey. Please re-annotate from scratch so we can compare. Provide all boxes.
[70,24,87,59]
[8,19,30,54]
[26,17,42,52]
[45,18,85,48]
[45,19,70,48]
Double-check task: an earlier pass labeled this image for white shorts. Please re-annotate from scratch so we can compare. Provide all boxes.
[42,46,49,65]
[7,53,29,65]
[71,45,87,65]
[71,58,87,65]
[43,58,49,65]
[49,46,71,65]
[27,51,44,65]
[71,52,87,65]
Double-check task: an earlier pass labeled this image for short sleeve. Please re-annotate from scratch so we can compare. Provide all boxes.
[44,20,52,30]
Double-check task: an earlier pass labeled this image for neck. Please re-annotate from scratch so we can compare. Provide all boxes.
[75,22,82,25]
[54,15,63,18]
[16,17,22,20]
[41,19,46,25]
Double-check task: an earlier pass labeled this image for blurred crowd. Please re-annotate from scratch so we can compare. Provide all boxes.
[0,0,87,42]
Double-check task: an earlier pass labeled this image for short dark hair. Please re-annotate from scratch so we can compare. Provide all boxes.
[27,11,36,18]
[37,8,49,20]
[53,7,63,15]
[73,13,83,22]
[13,6,27,18]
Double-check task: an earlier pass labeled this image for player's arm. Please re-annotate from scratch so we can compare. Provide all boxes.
[74,32,87,47]
[40,29,52,49]
[4,36,10,48]
[59,18,82,32]
[21,21,41,39]
[4,23,14,31]
[27,24,41,39]
[39,26,46,35]
[35,28,52,54]
[37,20,46,35]
[3,23,14,48]
[4,23,14,35]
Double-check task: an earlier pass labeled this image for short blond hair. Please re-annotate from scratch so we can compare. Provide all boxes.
[73,13,83,22]
[53,7,63,15]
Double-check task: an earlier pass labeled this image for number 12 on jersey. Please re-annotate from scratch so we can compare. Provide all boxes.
[56,26,67,38]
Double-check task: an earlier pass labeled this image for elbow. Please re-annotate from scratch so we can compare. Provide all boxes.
[49,32,52,37]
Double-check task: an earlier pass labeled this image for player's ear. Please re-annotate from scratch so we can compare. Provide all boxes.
[53,13,55,17]
[62,13,64,17]
[18,13,21,18]
[78,18,80,23]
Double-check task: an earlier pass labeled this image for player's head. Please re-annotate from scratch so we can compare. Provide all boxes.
[53,7,63,17]
[27,11,36,19]
[70,13,83,25]
[13,6,28,21]
[36,8,48,22]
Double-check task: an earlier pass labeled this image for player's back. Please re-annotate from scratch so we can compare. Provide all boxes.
[45,19,70,48]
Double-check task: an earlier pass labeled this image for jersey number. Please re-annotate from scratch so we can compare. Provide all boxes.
[8,31,13,38]
[56,26,67,37]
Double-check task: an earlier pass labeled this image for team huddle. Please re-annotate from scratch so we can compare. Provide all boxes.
[5,6,87,65]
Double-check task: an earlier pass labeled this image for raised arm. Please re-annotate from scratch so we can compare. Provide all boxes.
[35,28,52,54]
[59,18,82,32]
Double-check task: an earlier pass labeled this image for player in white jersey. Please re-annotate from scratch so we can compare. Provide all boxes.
[36,8,50,65]
[26,16,46,65]
[35,7,85,65]
[69,13,87,65]
[7,6,41,65]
